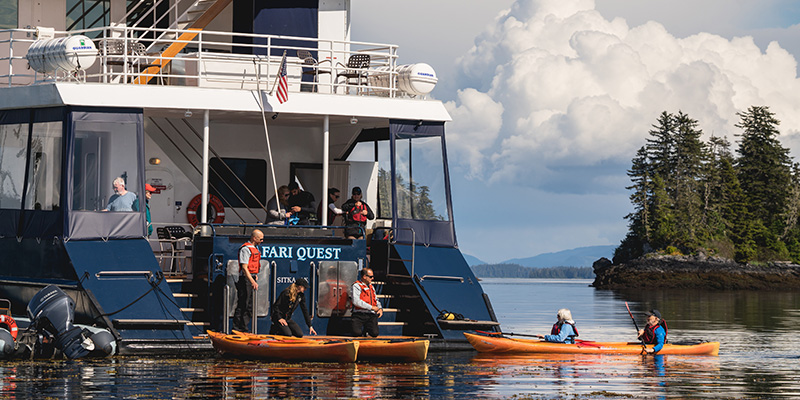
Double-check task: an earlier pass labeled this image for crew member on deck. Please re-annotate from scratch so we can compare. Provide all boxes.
[233,229,263,333]
[270,278,317,337]
[536,308,579,343]
[639,309,667,354]
[350,268,382,337]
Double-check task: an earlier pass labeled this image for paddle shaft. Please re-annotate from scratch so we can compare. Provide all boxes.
[625,302,648,352]
[475,330,592,344]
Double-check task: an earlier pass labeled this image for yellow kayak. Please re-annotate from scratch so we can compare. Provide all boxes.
[232,331,429,362]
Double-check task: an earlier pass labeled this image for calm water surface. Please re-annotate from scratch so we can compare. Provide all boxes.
[1,278,799,399]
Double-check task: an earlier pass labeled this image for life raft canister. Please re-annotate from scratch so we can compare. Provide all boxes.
[0,314,18,340]
[186,193,225,226]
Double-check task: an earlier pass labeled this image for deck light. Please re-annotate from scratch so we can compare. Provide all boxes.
[149,158,162,165]
[350,117,358,125]
[184,110,193,118]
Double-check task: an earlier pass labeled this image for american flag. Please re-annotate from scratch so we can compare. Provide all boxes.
[276,51,289,104]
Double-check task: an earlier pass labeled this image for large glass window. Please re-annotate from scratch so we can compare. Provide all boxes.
[0,123,27,209]
[210,158,267,208]
[0,0,17,29]
[24,122,62,210]
[66,0,110,34]
[72,120,139,211]
[395,136,449,221]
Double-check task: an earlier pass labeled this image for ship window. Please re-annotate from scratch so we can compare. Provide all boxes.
[66,0,110,35]
[209,158,267,208]
[0,123,27,209]
[395,136,449,221]
[72,120,140,211]
[376,141,392,219]
[24,122,62,210]
[0,0,17,29]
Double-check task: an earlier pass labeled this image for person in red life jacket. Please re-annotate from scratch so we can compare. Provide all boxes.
[233,229,263,332]
[342,186,374,239]
[317,187,343,226]
[350,268,382,337]
[270,278,317,337]
[535,308,579,343]
[638,309,667,354]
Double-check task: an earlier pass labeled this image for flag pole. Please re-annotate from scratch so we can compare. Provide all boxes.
[269,50,287,96]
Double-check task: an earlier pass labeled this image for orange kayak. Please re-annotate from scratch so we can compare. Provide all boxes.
[464,332,719,356]
[233,331,430,362]
[207,331,359,362]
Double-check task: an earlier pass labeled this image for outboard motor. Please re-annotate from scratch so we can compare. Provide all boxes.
[0,328,14,358]
[27,285,114,359]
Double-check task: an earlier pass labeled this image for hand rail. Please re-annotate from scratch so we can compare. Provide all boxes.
[419,275,464,283]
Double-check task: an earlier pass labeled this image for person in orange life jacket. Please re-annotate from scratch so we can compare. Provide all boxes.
[287,182,315,225]
[638,309,667,354]
[535,308,578,343]
[342,187,374,239]
[233,229,263,332]
[317,188,344,226]
[350,268,382,337]
[270,278,317,337]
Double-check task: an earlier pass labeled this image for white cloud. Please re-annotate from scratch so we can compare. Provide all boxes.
[449,0,800,193]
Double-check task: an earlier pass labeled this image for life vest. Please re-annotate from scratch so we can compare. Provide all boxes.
[240,242,261,275]
[350,202,368,222]
[352,280,377,310]
[641,320,668,344]
[551,321,579,338]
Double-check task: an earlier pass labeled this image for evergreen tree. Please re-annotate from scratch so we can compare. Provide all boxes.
[672,111,707,248]
[735,106,792,235]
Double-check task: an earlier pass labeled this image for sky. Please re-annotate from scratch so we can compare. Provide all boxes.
[352,0,800,263]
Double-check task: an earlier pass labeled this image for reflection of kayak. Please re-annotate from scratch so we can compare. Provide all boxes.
[464,332,720,356]
[233,331,430,362]
[207,331,359,362]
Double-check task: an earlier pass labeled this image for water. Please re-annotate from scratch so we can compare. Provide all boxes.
[2,278,799,399]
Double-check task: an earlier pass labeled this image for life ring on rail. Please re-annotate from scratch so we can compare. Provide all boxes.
[0,315,18,340]
[186,194,226,226]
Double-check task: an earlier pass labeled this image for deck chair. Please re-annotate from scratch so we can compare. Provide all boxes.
[297,49,332,92]
[335,54,371,93]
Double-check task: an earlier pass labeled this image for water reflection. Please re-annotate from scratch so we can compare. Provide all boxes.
[1,279,800,398]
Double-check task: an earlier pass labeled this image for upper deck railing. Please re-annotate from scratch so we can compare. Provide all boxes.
[0,26,414,98]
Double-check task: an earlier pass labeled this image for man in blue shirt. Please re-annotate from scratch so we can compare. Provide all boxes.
[105,177,138,211]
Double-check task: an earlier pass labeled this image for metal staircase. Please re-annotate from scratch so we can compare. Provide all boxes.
[116,0,233,85]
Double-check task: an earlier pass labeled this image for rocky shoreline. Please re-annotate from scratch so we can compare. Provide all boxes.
[591,255,800,290]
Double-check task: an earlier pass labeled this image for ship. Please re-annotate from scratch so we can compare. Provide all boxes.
[0,0,500,355]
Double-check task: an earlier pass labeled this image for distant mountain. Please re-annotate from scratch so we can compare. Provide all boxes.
[502,245,616,268]
[463,254,487,267]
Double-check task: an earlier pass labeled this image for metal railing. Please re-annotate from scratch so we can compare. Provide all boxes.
[0,26,411,98]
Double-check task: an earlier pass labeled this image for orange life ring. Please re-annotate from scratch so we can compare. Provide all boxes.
[186,194,226,226]
[0,314,18,340]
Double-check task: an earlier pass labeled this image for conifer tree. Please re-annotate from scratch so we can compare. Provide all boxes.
[735,106,792,235]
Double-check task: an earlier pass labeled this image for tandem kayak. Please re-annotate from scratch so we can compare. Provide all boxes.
[232,331,430,362]
[207,331,359,362]
[463,332,719,356]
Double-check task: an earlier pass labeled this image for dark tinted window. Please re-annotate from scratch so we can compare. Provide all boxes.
[210,158,266,208]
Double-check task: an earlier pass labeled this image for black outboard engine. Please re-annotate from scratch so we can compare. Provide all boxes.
[27,285,114,359]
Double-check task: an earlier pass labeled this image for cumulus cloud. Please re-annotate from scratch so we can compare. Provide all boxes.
[446,0,800,193]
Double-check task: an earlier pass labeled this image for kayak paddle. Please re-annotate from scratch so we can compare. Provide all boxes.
[625,302,648,354]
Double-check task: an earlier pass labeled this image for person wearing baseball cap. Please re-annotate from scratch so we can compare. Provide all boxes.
[145,184,157,236]
[638,309,667,354]
[270,277,317,337]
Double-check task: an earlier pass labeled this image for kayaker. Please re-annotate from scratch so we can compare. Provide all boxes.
[638,309,667,354]
[233,229,263,333]
[536,308,579,343]
[350,268,383,337]
[270,278,317,337]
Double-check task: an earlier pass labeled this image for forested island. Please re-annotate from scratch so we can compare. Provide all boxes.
[595,106,800,289]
